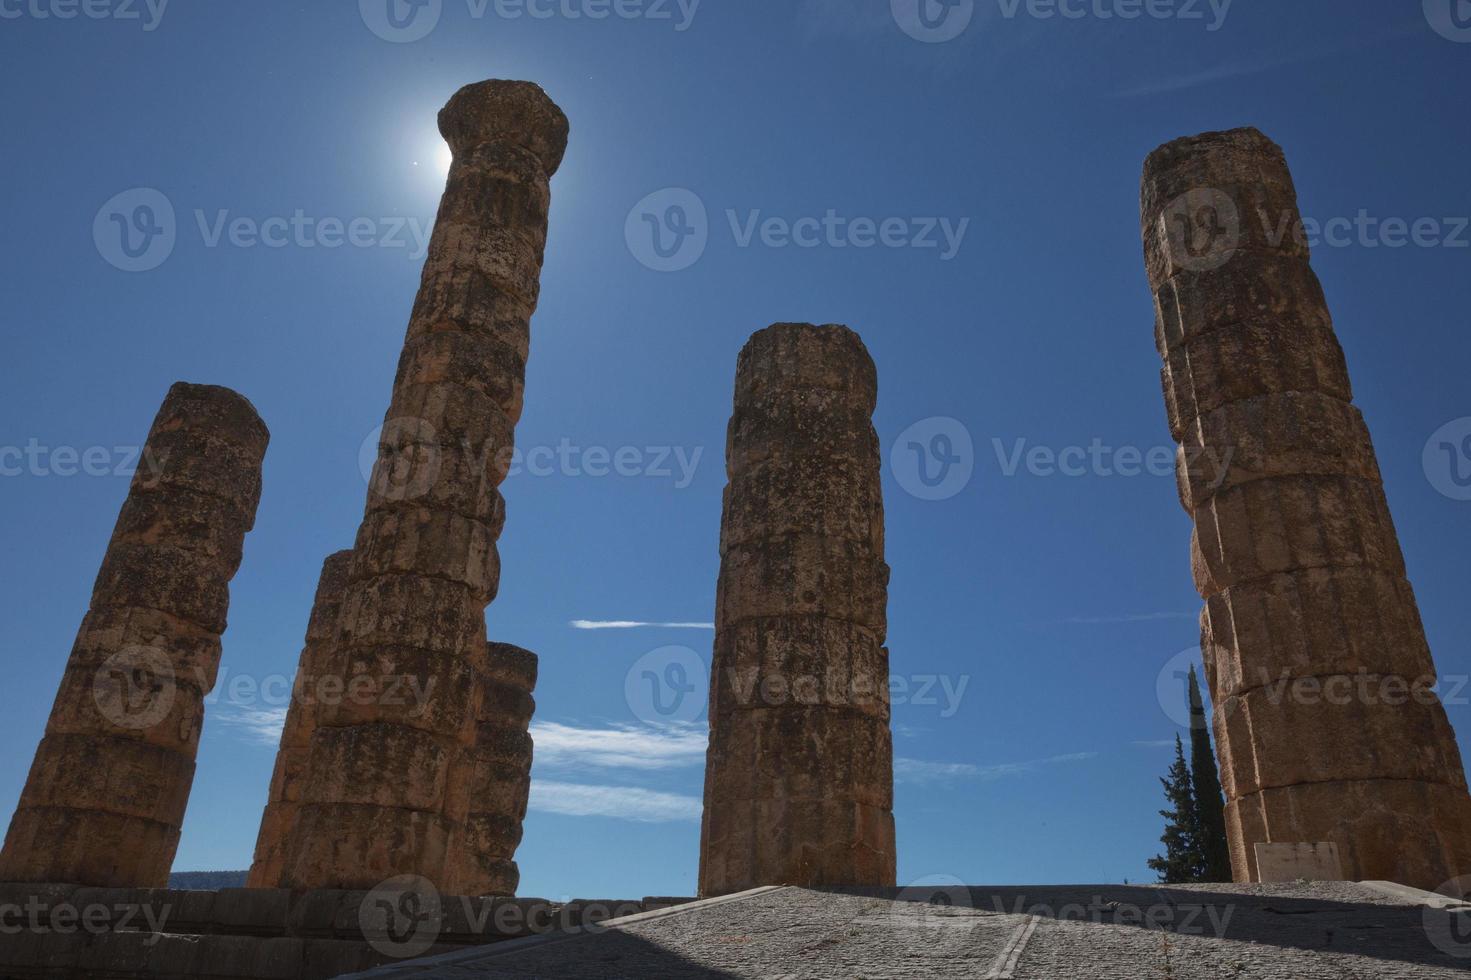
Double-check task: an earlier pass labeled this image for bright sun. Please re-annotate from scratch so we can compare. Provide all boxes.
[412,139,454,183]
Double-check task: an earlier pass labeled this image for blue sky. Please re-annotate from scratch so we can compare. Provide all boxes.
[2,1,1470,900]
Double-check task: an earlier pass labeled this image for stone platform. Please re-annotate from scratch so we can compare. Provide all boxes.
[341,881,1471,979]
[0,884,687,979]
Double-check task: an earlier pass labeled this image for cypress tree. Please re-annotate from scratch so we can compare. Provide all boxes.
[1147,734,1203,883]
[1188,665,1232,881]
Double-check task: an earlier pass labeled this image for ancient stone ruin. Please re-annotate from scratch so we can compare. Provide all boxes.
[0,383,268,889]
[444,642,538,897]
[246,550,354,889]
[248,561,538,897]
[699,323,897,896]
[273,79,567,891]
[1140,126,1471,890]
[11,71,1471,980]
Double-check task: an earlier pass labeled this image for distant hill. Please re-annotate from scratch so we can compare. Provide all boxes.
[167,870,248,890]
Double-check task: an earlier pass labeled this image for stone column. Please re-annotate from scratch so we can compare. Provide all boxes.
[245,549,353,889]
[0,383,268,888]
[1141,127,1471,890]
[444,641,537,897]
[699,323,895,897]
[279,79,566,890]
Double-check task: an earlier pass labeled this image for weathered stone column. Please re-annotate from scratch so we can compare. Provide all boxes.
[245,549,353,889]
[279,79,565,890]
[0,383,268,888]
[1141,128,1471,890]
[444,641,537,897]
[699,323,895,897]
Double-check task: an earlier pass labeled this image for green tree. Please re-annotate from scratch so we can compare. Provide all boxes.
[1147,734,1203,883]
[1188,665,1232,882]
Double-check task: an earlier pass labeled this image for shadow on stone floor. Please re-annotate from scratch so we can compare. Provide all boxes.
[361,928,746,979]
[825,884,1471,973]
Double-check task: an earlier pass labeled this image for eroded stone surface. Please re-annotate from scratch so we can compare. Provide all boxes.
[0,383,268,888]
[247,551,354,889]
[276,79,563,891]
[443,642,537,897]
[1142,128,1471,891]
[700,323,896,897]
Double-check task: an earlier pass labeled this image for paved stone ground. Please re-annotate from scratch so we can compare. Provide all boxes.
[347,882,1471,978]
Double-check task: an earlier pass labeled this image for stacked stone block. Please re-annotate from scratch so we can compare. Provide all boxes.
[0,383,268,888]
[246,550,354,888]
[444,641,537,897]
[699,323,896,896]
[277,80,565,890]
[1140,127,1471,890]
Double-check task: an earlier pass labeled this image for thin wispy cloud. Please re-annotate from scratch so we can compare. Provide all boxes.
[896,752,1098,785]
[530,721,707,772]
[215,703,288,747]
[1110,22,1424,98]
[570,620,714,630]
[1131,739,1177,748]
[528,780,702,823]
